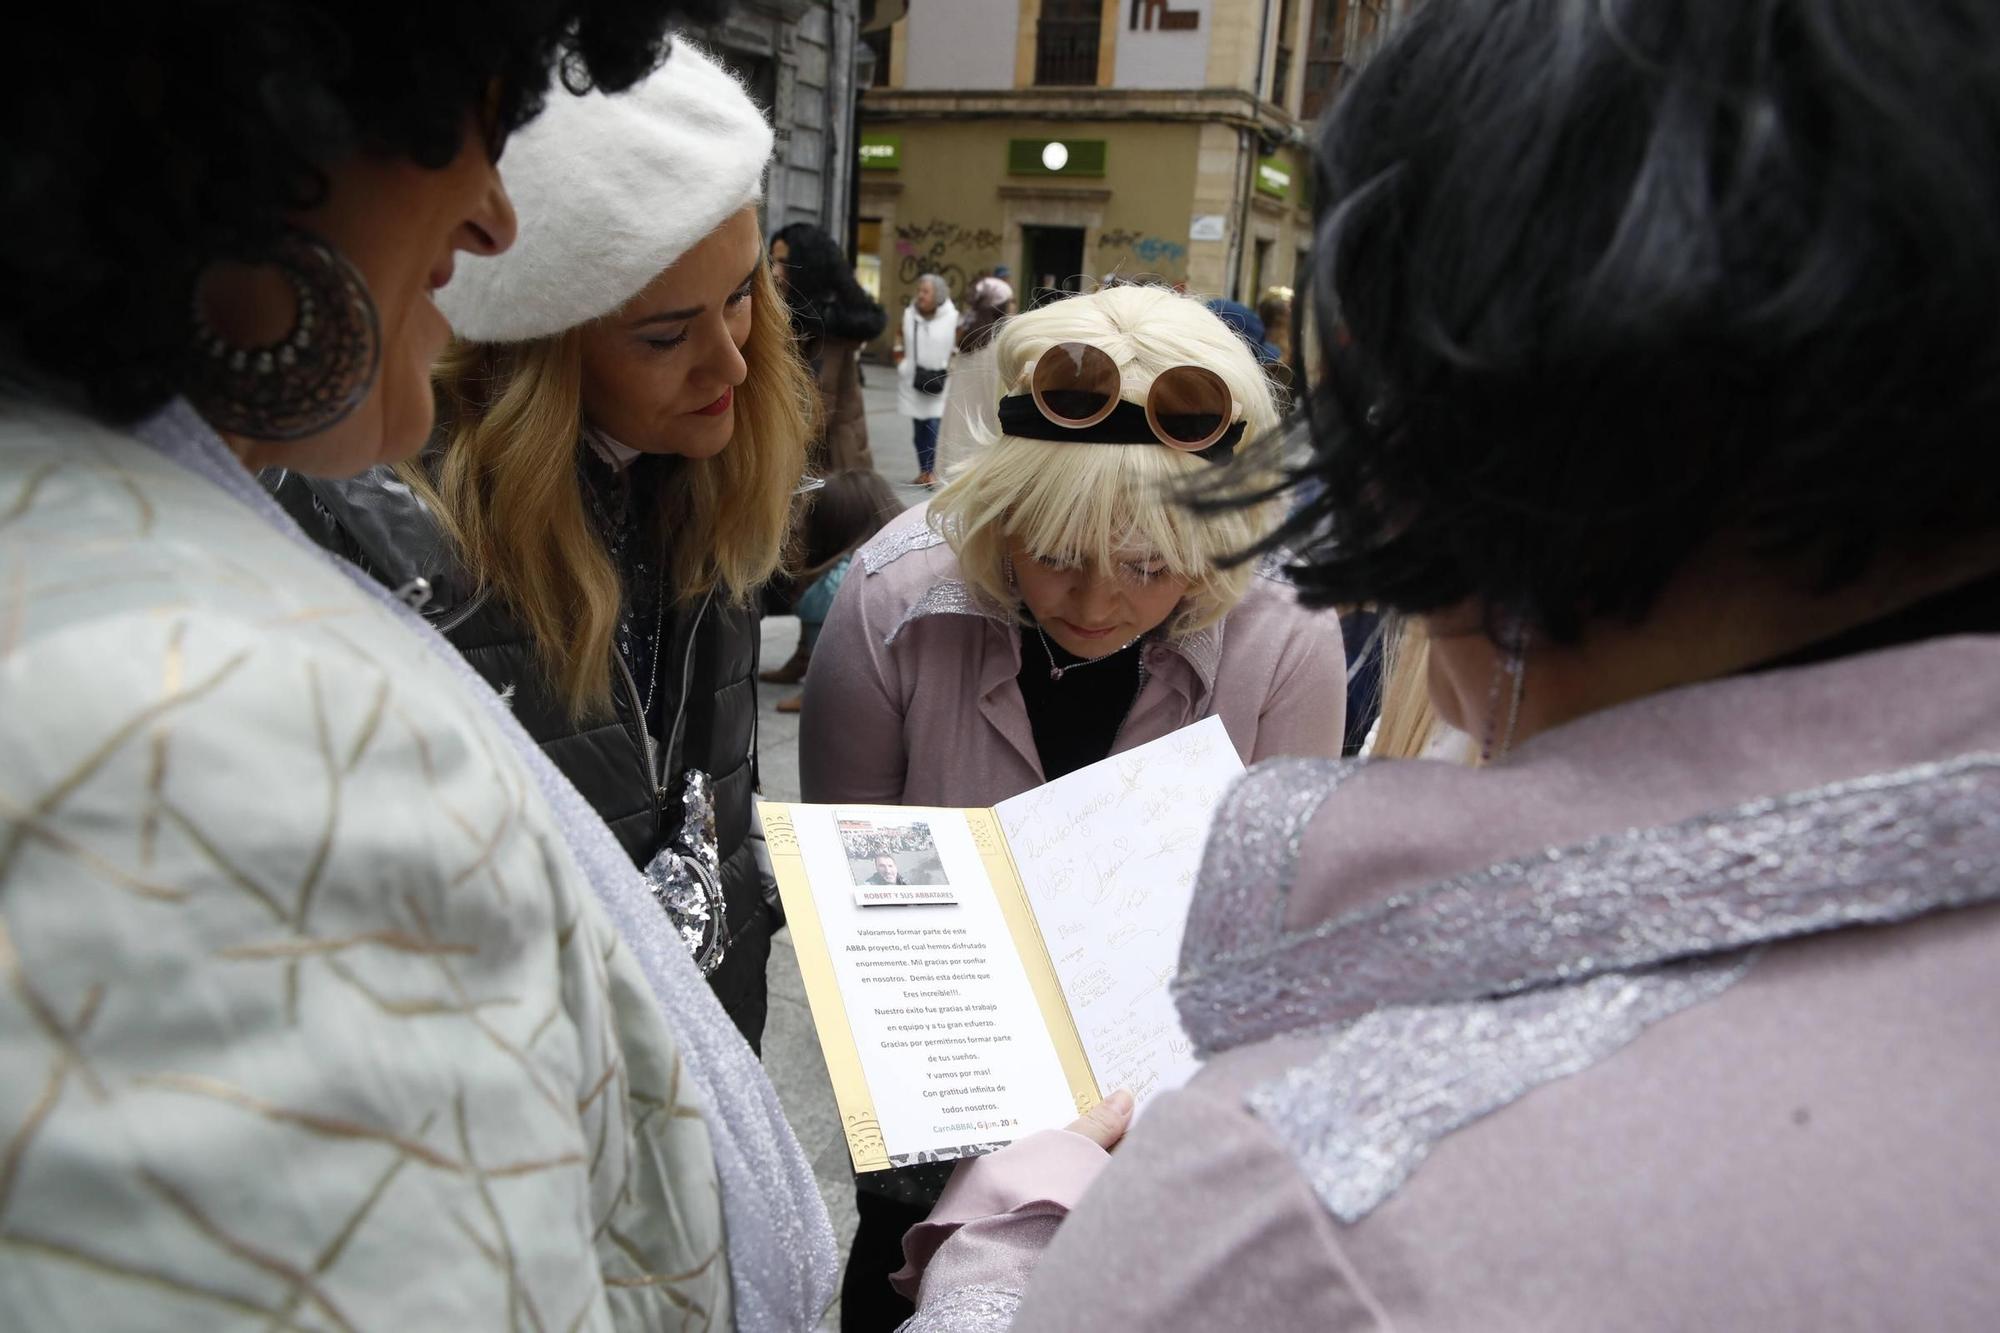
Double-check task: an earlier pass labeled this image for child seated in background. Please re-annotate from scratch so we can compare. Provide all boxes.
[777,470,904,714]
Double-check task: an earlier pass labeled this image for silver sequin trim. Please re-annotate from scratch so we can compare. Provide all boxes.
[1179,754,2000,1056]
[1252,546,1297,583]
[884,579,1008,646]
[1174,758,1362,1042]
[1171,619,1225,691]
[1248,955,1753,1223]
[863,518,950,574]
[897,1282,1022,1332]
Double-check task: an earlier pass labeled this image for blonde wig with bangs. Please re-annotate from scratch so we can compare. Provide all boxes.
[418,260,812,719]
[929,284,1286,637]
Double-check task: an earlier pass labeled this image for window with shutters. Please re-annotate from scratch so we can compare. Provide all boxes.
[1273,0,1301,105]
[1301,0,1392,120]
[1035,0,1103,87]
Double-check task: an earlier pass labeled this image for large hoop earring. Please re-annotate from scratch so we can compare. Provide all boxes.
[184,229,381,442]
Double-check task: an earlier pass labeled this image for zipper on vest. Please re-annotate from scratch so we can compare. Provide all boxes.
[432,586,491,635]
[611,648,664,831]
[661,586,716,802]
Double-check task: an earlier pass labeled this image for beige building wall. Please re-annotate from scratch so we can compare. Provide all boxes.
[1206,0,1270,92]
[856,117,1205,334]
[860,118,1312,313]
[860,0,1320,324]
[1013,0,1039,88]
[1280,0,1314,116]
[1187,121,1243,295]
[1234,141,1314,300]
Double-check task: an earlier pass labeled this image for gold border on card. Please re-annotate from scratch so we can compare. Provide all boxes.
[758,801,892,1173]
[965,807,1102,1117]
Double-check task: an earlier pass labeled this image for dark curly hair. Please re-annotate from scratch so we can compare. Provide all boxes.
[1,2,730,424]
[1264,0,2000,643]
[772,221,886,344]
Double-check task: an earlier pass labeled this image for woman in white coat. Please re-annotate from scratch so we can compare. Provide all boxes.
[894,272,958,485]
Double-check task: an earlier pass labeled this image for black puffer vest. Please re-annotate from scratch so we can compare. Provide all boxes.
[264,463,774,1050]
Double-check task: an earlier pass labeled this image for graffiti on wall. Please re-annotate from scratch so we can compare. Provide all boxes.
[894,220,1006,292]
[1098,228,1189,270]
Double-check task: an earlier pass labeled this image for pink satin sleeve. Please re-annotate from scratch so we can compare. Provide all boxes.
[889,1128,1111,1302]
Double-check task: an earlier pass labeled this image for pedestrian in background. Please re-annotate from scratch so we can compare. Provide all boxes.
[894,272,957,486]
[804,282,1346,1329]
[762,221,888,688]
[1206,297,1281,362]
[957,274,1016,356]
[1257,285,1294,365]
[269,46,810,1051]
[935,274,1016,476]
[772,220,884,475]
[1207,296,1291,398]
[771,468,904,714]
[0,8,837,1328]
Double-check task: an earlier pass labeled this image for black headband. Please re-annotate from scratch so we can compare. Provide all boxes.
[996,394,1245,463]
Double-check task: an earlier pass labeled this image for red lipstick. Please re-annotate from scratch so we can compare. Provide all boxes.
[694,387,733,416]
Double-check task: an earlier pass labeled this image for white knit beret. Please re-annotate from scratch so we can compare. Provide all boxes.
[437,40,774,343]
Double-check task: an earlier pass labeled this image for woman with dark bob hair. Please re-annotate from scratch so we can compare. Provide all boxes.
[887,1,2000,1327]
[0,8,834,1327]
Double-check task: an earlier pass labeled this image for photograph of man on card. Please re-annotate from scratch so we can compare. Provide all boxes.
[837,815,958,905]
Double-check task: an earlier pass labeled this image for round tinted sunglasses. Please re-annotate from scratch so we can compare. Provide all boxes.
[1019,341,1244,455]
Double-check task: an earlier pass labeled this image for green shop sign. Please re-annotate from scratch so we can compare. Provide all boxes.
[1256,154,1293,200]
[1007,138,1107,177]
[858,133,902,171]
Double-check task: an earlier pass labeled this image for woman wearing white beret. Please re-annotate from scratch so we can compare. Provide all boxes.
[269,42,813,1049]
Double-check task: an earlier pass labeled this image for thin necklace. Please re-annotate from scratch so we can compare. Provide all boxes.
[1036,623,1141,681]
[582,444,669,717]
[641,579,668,717]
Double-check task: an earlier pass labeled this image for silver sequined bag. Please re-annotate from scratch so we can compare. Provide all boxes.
[643,769,732,976]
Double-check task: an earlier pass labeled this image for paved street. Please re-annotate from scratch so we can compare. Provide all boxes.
[759,367,921,1323]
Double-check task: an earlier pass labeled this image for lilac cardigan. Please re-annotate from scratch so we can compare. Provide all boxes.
[798,502,1347,807]
[900,633,2000,1330]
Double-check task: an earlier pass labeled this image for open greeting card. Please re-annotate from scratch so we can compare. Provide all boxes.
[758,717,1244,1173]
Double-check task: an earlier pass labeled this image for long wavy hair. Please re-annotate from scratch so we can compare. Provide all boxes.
[420,260,812,718]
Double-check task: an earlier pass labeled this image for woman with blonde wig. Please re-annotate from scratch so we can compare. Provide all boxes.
[269,44,812,1048]
[800,281,1346,1327]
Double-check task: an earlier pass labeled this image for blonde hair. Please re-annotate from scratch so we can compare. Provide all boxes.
[1368,617,1443,760]
[417,260,812,719]
[928,284,1285,635]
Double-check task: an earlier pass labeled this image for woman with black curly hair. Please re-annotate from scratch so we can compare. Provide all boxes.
[771,220,886,477]
[764,221,886,685]
[770,221,885,476]
[888,0,2000,1327]
[0,8,835,1328]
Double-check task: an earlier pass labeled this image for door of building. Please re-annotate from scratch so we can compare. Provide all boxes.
[1022,225,1087,307]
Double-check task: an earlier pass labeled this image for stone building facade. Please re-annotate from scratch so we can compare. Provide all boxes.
[685,0,879,236]
[854,0,1328,329]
